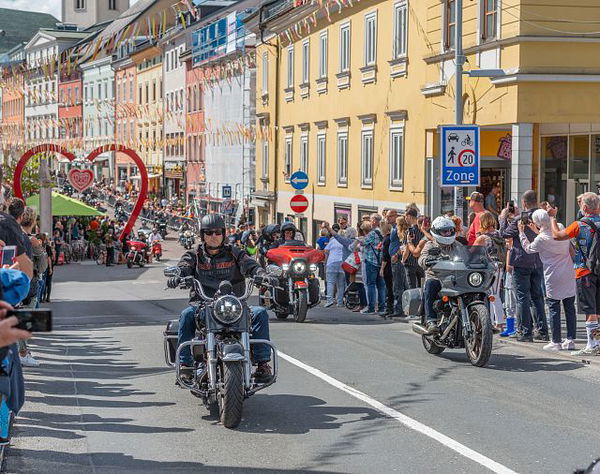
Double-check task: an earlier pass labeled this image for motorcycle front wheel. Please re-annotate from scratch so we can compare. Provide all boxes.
[465,303,493,367]
[294,290,308,323]
[219,361,244,428]
[126,259,133,269]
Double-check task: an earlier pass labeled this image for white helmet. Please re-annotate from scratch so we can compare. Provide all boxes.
[430,216,456,245]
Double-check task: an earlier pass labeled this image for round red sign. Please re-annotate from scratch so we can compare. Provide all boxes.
[290,194,309,213]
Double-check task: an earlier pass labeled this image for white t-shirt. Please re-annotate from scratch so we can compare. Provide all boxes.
[325,238,344,267]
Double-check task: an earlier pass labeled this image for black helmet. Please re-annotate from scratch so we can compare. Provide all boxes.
[281,222,297,236]
[200,214,226,233]
[262,224,280,242]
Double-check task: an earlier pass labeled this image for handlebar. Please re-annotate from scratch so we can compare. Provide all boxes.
[179,276,255,302]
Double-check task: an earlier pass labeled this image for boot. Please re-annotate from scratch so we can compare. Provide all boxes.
[500,317,515,337]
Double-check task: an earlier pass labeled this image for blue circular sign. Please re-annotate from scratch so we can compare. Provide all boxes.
[290,171,309,190]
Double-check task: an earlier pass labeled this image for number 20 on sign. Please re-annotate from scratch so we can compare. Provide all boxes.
[440,125,480,187]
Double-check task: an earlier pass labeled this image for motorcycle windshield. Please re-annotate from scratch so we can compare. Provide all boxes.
[455,245,490,268]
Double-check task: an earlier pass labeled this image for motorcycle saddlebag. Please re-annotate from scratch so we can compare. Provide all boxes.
[402,288,423,317]
[163,319,179,366]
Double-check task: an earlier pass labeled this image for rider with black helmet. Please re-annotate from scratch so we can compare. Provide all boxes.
[257,224,280,267]
[168,214,277,381]
[280,221,297,242]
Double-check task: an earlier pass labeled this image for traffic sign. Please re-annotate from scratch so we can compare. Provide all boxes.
[290,194,309,214]
[222,185,232,198]
[440,125,480,187]
[290,170,309,190]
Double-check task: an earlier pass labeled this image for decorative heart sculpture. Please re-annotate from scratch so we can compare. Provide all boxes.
[68,167,94,192]
[14,144,148,242]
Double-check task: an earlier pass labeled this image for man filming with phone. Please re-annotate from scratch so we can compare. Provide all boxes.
[1,199,32,279]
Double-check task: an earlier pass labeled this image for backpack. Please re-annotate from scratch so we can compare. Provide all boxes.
[580,218,600,277]
[481,232,507,266]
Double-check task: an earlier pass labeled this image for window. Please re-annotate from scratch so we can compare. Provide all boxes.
[108,0,116,10]
[302,40,310,84]
[317,134,326,184]
[337,132,348,185]
[481,0,498,42]
[129,79,133,102]
[284,137,293,180]
[445,0,456,50]
[138,85,142,103]
[145,83,149,103]
[75,86,79,103]
[262,52,268,95]
[319,31,328,78]
[361,130,374,187]
[98,83,102,100]
[104,81,108,99]
[300,135,308,172]
[389,127,404,188]
[75,0,86,10]
[339,23,351,72]
[262,139,269,179]
[152,81,156,102]
[287,46,294,88]
[393,1,408,59]
[364,12,377,66]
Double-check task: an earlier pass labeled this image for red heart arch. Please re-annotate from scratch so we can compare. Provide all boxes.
[13,143,148,242]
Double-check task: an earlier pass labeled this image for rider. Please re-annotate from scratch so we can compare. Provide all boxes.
[148,227,162,244]
[168,214,277,382]
[257,224,280,267]
[271,221,299,249]
[418,216,465,334]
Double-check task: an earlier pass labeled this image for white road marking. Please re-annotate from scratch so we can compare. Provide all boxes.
[278,351,517,474]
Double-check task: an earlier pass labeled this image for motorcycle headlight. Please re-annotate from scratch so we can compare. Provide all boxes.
[468,272,484,287]
[213,295,244,325]
[292,261,307,274]
[282,264,290,271]
[309,264,317,272]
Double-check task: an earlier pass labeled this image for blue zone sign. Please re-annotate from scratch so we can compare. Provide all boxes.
[440,125,480,186]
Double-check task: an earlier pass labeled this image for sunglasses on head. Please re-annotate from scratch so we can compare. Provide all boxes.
[203,230,223,236]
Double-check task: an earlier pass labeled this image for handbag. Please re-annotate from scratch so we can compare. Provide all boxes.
[342,250,361,275]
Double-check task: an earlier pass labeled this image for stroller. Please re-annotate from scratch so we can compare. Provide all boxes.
[343,281,361,310]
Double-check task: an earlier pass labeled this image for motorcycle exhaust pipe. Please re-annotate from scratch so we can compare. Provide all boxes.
[412,323,428,335]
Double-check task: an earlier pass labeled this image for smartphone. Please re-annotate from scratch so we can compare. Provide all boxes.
[508,201,515,213]
[520,211,530,225]
[0,246,16,267]
[7,309,52,332]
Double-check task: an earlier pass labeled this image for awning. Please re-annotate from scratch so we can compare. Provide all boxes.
[26,192,106,217]
[130,173,162,180]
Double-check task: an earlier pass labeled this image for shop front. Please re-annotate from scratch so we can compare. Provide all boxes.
[164,162,184,199]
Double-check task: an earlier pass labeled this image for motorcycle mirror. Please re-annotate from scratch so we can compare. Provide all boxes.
[266,264,283,278]
[164,266,181,278]
[219,280,233,295]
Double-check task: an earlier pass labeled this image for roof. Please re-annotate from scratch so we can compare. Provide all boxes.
[38,29,90,41]
[0,7,58,53]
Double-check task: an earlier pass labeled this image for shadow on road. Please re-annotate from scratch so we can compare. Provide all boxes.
[441,351,584,372]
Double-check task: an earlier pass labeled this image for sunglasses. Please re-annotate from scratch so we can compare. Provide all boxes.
[203,230,223,236]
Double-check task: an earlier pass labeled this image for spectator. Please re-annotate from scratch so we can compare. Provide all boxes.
[316,228,330,250]
[406,216,433,259]
[52,230,63,266]
[104,228,115,267]
[467,192,486,245]
[389,216,409,319]
[337,216,357,239]
[451,215,468,245]
[1,199,33,279]
[403,208,425,289]
[473,211,506,331]
[380,223,394,317]
[485,184,501,218]
[324,232,345,308]
[361,214,386,315]
[501,190,549,342]
[520,209,577,351]
[550,192,600,356]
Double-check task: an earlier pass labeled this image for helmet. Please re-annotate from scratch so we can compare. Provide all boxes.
[280,222,297,237]
[430,216,456,245]
[262,224,280,242]
[199,214,226,250]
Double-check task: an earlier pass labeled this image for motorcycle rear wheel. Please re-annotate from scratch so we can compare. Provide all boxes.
[219,361,244,428]
[294,290,308,323]
[422,335,445,354]
[465,303,493,367]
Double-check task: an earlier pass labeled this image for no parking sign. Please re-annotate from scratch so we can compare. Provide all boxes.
[440,125,480,187]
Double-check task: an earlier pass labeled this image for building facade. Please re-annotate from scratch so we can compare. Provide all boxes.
[62,0,130,30]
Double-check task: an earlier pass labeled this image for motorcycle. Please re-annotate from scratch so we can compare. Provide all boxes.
[156,219,168,239]
[180,230,195,250]
[262,243,324,323]
[126,239,148,268]
[404,245,495,367]
[162,267,278,429]
[151,240,163,262]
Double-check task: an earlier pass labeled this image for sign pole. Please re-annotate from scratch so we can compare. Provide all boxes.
[454,0,465,220]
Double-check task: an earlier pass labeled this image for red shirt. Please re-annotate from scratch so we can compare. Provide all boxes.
[467,211,485,246]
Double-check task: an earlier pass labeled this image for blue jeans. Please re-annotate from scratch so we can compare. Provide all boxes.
[36,272,46,309]
[326,262,346,305]
[513,266,548,337]
[178,305,271,365]
[547,296,577,343]
[424,279,442,323]
[365,262,386,312]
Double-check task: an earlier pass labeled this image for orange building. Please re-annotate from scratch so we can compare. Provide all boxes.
[1,71,25,152]
[113,49,137,185]
[58,71,82,143]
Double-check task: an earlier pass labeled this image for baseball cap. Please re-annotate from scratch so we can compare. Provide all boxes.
[468,192,484,202]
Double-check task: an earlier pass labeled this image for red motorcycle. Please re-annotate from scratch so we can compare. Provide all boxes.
[263,242,324,322]
[126,240,148,268]
[151,240,162,262]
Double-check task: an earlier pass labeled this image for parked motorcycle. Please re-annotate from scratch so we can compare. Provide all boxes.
[404,245,495,367]
[163,267,278,428]
[151,240,163,262]
[180,230,195,250]
[261,243,324,322]
[126,239,148,268]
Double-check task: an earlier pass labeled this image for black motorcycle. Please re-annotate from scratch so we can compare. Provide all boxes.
[156,219,168,239]
[163,267,278,428]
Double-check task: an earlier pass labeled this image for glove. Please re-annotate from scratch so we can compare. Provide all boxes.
[167,277,181,289]
[424,258,438,268]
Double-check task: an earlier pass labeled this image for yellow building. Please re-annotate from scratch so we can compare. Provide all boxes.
[250,0,600,240]
[131,43,164,194]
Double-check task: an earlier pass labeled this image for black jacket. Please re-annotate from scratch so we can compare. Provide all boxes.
[177,243,263,301]
[500,209,542,269]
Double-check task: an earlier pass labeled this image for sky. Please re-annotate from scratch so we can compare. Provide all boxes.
[0,0,140,20]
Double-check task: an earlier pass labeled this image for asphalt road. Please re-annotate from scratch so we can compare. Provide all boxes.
[4,237,600,473]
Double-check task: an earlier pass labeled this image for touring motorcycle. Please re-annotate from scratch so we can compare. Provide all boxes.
[180,230,195,250]
[404,245,495,367]
[126,239,148,268]
[261,242,324,322]
[163,267,278,428]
